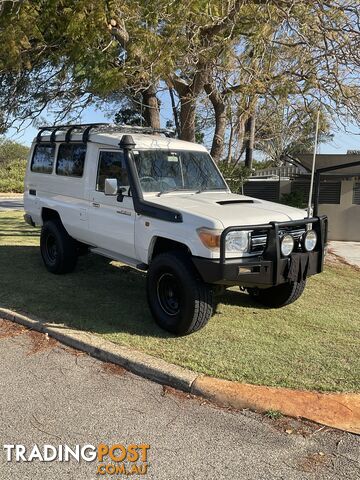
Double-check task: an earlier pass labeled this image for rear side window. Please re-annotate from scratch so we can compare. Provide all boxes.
[56,143,87,177]
[96,151,129,192]
[31,144,55,174]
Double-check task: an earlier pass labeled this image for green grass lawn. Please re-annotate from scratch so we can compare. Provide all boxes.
[0,210,359,392]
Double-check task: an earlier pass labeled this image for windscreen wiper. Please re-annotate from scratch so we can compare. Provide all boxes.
[157,188,195,197]
[195,187,228,194]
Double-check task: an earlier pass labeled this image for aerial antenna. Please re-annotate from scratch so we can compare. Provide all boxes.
[307,110,320,218]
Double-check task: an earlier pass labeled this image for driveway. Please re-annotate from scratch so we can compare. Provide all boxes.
[329,241,360,268]
[0,196,24,211]
[0,318,359,480]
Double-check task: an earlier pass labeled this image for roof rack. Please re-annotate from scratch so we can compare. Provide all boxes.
[99,124,176,138]
[36,123,109,144]
[36,123,176,143]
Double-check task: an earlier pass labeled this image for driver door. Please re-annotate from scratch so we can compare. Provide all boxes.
[88,149,135,258]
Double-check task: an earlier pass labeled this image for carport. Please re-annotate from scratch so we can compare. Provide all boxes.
[295,154,360,241]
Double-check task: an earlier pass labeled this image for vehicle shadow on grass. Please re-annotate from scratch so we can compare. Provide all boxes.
[0,245,266,339]
[214,289,268,311]
[0,245,172,339]
[0,216,40,237]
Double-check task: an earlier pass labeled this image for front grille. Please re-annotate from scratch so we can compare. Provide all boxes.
[250,230,268,253]
[250,226,306,254]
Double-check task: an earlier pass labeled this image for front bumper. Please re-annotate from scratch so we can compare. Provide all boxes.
[192,216,328,287]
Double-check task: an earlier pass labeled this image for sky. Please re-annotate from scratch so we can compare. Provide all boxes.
[5,93,360,156]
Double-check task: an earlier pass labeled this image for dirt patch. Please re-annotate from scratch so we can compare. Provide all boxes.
[26,329,58,356]
[100,362,127,377]
[263,415,328,437]
[296,452,331,473]
[0,318,27,339]
[0,318,58,355]
[162,385,198,401]
[162,385,244,414]
[61,345,88,358]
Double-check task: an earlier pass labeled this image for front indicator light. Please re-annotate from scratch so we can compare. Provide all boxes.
[281,234,294,256]
[197,228,221,250]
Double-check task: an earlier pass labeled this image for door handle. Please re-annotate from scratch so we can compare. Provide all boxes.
[92,202,100,208]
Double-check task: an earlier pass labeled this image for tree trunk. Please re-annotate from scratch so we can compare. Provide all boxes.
[172,70,208,143]
[179,94,196,142]
[244,114,255,169]
[168,87,180,136]
[204,82,226,163]
[233,116,246,165]
[142,85,160,129]
[226,121,234,164]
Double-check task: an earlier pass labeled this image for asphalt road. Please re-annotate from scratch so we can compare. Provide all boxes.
[0,197,24,211]
[0,319,359,480]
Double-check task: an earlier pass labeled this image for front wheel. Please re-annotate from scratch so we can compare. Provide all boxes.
[246,280,306,308]
[147,251,213,335]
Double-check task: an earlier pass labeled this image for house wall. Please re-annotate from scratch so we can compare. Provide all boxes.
[246,177,360,241]
[244,180,291,202]
[319,180,360,241]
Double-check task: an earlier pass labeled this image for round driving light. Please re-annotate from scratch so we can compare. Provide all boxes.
[281,234,294,256]
[303,230,317,252]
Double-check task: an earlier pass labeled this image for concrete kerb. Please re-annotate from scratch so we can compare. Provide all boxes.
[0,308,197,392]
[1,307,359,435]
[192,377,360,435]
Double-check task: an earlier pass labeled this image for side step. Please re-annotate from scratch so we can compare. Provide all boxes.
[90,247,148,271]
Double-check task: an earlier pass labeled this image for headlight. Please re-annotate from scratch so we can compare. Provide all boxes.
[281,234,294,256]
[225,231,250,253]
[303,230,317,252]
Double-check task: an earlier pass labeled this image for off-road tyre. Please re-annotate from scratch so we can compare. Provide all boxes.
[40,220,78,274]
[247,280,306,308]
[147,251,213,335]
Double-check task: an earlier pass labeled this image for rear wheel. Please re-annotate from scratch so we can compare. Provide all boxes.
[246,280,306,308]
[147,251,213,335]
[40,220,78,274]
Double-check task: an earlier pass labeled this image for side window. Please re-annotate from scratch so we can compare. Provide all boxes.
[96,151,129,192]
[56,143,87,177]
[31,144,55,173]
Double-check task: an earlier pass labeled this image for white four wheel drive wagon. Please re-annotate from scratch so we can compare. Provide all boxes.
[24,123,328,335]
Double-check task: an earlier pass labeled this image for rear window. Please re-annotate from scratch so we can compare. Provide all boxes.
[31,144,55,174]
[56,143,87,177]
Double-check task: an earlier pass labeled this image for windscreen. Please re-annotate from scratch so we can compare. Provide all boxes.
[132,150,228,194]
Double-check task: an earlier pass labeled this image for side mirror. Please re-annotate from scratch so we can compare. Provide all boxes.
[104,178,127,202]
[104,178,118,196]
[117,187,127,203]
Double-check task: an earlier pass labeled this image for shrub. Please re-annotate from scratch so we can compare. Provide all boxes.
[217,162,251,194]
[0,158,27,192]
[0,138,29,193]
[280,190,307,209]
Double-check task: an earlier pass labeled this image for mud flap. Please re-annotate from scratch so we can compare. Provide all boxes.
[287,253,310,282]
